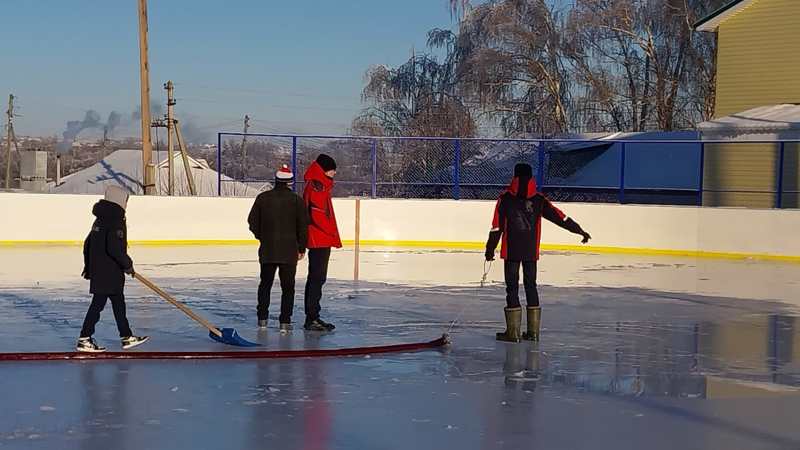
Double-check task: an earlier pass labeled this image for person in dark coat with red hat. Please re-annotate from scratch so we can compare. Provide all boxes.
[302,154,342,331]
[485,163,591,343]
[248,164,309,332]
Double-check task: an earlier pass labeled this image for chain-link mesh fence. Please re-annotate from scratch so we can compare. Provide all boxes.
[216,133,800,208]
[296,137,373,197]
[376,139,455,199]
[216,133,293,196]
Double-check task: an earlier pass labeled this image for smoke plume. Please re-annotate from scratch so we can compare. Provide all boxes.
[131,100,165,122]
[58,110,102,152]
[104,111,122,136]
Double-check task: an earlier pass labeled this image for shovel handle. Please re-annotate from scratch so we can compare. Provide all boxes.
[134,273,223,338]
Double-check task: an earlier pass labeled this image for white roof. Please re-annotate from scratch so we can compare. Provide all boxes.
[50,149,263,197]
[695,0,756,32]
[698,104,800,133]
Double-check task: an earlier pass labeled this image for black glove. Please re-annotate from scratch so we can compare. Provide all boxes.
[124,265,135,277]
[485,230,501,262]
[81,267,90,280]
[563,218,590,244]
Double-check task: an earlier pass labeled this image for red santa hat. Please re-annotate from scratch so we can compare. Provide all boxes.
[275,164,294,183]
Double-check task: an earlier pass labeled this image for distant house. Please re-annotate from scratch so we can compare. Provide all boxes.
[49,149,263,197]
[695,0,800,208]
[458,132,702,203]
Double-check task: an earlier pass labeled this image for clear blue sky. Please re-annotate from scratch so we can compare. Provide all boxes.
[1,0,458,140]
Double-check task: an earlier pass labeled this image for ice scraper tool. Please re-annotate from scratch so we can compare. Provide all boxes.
[134,273,258,347]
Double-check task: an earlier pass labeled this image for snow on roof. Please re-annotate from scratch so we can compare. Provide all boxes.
[459,131,700,188]
[695,0,755,32]
[698,104,800,133]
[50,149,263,197]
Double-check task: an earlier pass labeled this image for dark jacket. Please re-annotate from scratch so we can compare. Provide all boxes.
[83,200,133,294]
[303,162,342,249]
[248,184,309,264]
[486,175,586,261]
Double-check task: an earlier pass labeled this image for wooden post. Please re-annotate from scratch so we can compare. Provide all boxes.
[165,80,175,195]
[354,198,361,282]
[174,122,197,196]
[137,0,155,195]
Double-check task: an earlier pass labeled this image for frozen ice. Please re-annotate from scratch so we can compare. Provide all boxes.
[0,246,799,449]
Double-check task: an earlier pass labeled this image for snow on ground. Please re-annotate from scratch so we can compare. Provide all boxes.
[0,246,799,449]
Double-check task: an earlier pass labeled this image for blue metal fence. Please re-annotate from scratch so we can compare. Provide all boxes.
[216,133,800,208]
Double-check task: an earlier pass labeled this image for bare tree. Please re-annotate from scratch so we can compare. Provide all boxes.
[355,49,475,137]
[441,0,573,136]
[359,0,719,137]
[565,0,717,132]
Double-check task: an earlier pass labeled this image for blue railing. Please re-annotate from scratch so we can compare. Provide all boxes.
[216,133,800,208]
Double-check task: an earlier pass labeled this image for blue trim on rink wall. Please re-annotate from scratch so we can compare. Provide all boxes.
[216,132,798,207]
[619,142,627,204]
[698,142,706,203]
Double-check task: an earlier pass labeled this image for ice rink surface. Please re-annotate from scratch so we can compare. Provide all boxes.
[1,245,799,449]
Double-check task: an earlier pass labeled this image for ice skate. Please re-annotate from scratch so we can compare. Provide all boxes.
[304,319,331,332]
[317,318,336,331]
[76,337,106,353]
[121,335,149,350]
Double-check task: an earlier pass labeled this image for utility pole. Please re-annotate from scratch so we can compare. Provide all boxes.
[240,114,250,179]
[101,127,108,159]
[152,81,196,196]
[174,119,196,195]
[137,0,155,195]
[4,94,19,190]
[166,80,176,195]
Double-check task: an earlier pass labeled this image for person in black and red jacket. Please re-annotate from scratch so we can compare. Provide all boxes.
[302,154,342,332]
[485,163,591,343]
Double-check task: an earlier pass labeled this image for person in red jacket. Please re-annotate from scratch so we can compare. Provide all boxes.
[485,163,591,343]
[303,154,342,331]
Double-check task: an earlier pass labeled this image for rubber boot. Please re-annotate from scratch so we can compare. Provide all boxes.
[496,307,522,343]
[522,306,541,341]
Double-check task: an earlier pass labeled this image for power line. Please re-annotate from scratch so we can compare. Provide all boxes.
[175,83,358,101]
[178,97,359,112]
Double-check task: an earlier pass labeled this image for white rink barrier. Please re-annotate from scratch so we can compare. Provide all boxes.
[1,193,799,261]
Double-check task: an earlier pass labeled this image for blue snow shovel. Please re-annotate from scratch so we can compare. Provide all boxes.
[134,273,258,347]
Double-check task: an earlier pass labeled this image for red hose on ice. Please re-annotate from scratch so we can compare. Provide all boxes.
[0,334,450,361]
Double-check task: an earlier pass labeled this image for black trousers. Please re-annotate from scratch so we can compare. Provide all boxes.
[504,260,539,308]
[258,263,297,323]
[80,294,133,338]
[304,248,331,323]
